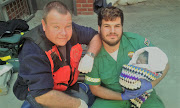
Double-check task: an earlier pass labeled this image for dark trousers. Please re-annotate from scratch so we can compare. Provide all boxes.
[21,83,95,108]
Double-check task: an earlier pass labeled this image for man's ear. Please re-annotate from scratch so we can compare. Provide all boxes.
[98,26,101,33]
[41,19,46,31]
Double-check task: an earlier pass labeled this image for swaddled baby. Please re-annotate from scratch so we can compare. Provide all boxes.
[119,47,168,108]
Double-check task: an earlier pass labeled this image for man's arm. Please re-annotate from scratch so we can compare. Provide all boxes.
[78,34,102,73]
[35,90,81,108]
[72,22,102,73]
[86,34,102,56]
[72,22,102,54]
[89,85,123,100]
[151,63,170,87]
[72,22,102,53]
[72,22,102,56]
[89,85,140,101]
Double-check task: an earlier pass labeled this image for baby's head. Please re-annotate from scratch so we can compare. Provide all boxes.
[129,47,168,72]
[136,51,148,64]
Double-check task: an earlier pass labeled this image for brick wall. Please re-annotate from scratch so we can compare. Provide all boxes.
[76,0,94,15]
[4,0,31,20]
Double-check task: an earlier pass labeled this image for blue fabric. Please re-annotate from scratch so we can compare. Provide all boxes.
[18,40,53,97]
[21,94,43,108]
[21,101,32,108]
[21,101,33,108]
[79,83,96,107]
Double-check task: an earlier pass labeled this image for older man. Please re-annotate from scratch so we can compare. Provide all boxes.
[13,1,101,108]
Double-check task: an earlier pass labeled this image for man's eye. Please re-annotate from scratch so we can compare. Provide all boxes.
[54,26,59,29]
[115,25,121,27]
[66,25,71,28]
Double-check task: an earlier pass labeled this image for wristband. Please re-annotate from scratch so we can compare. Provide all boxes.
[86,52,95,58]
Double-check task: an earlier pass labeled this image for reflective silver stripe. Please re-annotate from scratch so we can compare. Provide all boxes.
[85,75,101,83]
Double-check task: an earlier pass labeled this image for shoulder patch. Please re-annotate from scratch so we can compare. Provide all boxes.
[128,51,134,58]
[144,38,150,46]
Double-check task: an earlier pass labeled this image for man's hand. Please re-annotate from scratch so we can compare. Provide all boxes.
[121,79,152,100]
[125,79,152,97]
[121,89,140,100]
[78,99,88,108]
[133,79,152,95]
[78,54,94,73]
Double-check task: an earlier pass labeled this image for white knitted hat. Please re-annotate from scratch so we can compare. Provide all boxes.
[128,47,168,72]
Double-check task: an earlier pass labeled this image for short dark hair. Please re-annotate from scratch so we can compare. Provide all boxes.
[98,7,124,26]
[43,1,70,22]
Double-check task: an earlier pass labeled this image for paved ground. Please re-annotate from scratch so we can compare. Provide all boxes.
[0,0,180,108]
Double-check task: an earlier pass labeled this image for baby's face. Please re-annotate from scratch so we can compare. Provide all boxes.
[136,55,147,64]
[134,51,149,71]
[136,51,148,64]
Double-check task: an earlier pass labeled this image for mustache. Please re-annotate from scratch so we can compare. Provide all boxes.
[107,33,118,36]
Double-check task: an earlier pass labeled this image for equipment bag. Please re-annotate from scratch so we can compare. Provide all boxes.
[0,33,23,58]
[0,19,29,72]
[0,33,22,72]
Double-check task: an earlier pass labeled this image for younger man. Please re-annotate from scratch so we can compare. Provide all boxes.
[85,7,169,108]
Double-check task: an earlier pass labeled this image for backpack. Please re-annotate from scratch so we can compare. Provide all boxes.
[0,19,29,38]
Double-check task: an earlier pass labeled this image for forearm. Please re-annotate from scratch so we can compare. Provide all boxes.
[89,85,123,101]
[35,90,80,108]
[151,63,170,88]
[87,34,102,56]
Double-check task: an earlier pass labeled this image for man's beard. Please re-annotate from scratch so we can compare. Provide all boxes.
[100,32,122,46]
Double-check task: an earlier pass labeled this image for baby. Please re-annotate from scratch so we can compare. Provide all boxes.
[119,47,168,108]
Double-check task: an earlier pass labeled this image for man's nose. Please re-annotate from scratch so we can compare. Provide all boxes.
[110,27,115,33]
[59,28,66,36]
